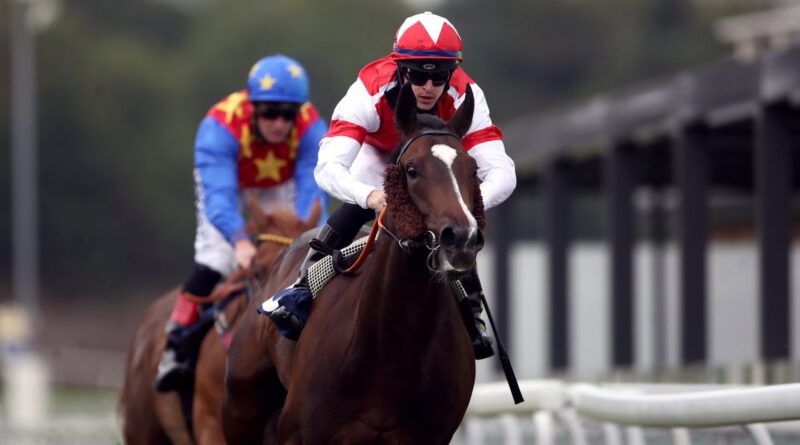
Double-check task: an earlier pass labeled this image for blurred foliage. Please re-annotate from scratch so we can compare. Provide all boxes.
[0,0,768,296]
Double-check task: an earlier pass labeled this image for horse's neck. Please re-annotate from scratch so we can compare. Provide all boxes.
[353,233,452,347]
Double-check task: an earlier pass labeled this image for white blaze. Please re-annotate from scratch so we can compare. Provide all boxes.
[430,144,478,236]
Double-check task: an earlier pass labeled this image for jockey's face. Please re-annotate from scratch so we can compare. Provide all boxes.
[409,79,446,111]
[254,102,299,143]
[401,67,451,111]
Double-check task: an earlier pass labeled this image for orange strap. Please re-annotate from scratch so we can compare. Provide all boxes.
[343,207,387,274]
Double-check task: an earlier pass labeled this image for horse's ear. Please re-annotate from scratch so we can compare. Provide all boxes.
[305,197,322,229]
[395,82,418,137]
[448,84,474,138]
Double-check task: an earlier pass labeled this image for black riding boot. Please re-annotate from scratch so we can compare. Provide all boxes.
[267,224,344,334]
[455,271,495,360]
[155,298,218,392]
[155,318,194,392]
[154,264,220,392]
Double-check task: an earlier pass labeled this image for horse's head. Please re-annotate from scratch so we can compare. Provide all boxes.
[246,196,322,276]
[384,83,486,277]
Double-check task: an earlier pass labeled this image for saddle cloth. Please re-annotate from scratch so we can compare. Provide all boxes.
[307,236,369,298]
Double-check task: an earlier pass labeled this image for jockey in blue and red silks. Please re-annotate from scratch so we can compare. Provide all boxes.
[155,54,329,392]
[262,12,517,360]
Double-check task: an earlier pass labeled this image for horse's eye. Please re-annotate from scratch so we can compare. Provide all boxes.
[406,165,419,179]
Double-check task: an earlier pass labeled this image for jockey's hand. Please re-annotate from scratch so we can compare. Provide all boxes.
[234,239,256,270]
[367,189,386,211]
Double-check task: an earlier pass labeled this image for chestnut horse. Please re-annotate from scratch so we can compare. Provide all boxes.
[223,83,484,444]
[120,200,321,445]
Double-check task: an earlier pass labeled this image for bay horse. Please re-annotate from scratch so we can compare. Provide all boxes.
[120,199,321,445]
[223,82,484,444]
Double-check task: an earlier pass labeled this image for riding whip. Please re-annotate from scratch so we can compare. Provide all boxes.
[480,294,524,404]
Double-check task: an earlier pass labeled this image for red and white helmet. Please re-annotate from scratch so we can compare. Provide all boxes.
[392,12,463,62]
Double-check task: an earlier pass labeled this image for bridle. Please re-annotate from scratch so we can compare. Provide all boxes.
[378,211,442,272]
[383,127,465,272]
[394,128,462,165]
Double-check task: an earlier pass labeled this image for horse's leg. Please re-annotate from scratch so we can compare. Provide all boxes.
[121,333,172,445]
[193,330,227,444]
[120,290,179,445]
[153,391,195,445]
[222,310,285,444]
[259,409,286,445]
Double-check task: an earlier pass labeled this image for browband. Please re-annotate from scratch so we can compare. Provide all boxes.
[395,129,462,164]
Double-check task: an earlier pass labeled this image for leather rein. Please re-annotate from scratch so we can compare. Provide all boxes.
[183,231,296,304]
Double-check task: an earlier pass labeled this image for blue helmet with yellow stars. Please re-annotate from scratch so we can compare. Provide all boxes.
[247,54,310,104]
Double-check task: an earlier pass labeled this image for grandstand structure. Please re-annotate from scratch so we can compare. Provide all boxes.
[486,12,800,381]
[463,6,800,443]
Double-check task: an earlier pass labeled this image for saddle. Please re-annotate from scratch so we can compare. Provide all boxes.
[257,236,370,337]
[307,236,370,297]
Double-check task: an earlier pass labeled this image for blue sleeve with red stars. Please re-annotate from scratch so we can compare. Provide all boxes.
[194,116,247,243]
[294,118,329,225]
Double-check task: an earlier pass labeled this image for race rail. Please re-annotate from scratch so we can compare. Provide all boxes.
[460,380,800,445]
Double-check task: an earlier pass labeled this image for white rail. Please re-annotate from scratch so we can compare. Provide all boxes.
[571,383,800,428]
[460,380,800,445]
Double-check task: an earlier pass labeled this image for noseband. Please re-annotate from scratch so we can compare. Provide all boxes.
[377,209,442,272]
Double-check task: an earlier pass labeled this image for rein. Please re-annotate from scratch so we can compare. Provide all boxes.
[343,207,442,274]
[379,216,442,272]
[342,208,385,274]
[183,268,248,304]
[184,232,296,304]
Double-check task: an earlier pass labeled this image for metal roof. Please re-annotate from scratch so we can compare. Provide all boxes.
[503,45,800,173]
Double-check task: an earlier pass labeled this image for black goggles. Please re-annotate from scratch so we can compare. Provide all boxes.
[403,67,452,87]
[255,103,300,121]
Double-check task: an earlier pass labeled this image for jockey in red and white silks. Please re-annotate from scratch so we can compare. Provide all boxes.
[315,54,515,211]
[264,12,515,360]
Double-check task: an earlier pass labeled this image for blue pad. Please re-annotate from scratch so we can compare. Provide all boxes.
[257,286,313,339]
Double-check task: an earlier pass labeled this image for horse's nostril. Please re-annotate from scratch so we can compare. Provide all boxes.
[440,226,456,247]
[440,225,480,249]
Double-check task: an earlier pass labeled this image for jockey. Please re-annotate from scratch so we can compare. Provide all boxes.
[265,12,516,360]
[155,54,329,391]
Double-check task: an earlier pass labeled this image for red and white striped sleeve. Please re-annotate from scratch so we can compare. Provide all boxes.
[315,78,384,208]
[455,81,516,209]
